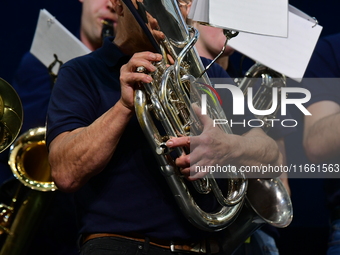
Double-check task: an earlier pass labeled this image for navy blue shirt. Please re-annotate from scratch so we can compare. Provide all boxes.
[303,33,340,210]
[47,37,255,241]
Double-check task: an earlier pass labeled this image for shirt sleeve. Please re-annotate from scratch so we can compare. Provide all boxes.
[46,60,100,147]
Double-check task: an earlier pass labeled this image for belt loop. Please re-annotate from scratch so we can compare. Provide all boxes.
[142,236,150,254]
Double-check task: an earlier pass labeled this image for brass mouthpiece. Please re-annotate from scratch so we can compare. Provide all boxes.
[101,19,114,42]
[101,19,113,27]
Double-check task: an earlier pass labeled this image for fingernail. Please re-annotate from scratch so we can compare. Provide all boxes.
[150,65,156,72]
[166,140,173,147]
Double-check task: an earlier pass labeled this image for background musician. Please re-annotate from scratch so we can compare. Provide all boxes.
[194,24,291,255]
[0,0,117,254]
[302,33,340,255]
[179,2,293,253]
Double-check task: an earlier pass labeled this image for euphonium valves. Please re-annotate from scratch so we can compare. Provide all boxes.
[127,0,247,232]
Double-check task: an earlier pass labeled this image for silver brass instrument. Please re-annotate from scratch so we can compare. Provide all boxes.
[127,0,247,232]
[217,61,291,252]
[125,0,292,252]
[238,63,287,132]
[219,178,292,254]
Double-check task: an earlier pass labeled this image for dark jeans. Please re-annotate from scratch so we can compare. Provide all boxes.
[80,236,205,255]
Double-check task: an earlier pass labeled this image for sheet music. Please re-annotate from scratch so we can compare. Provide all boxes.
[30,9,91,74]
[188,0,288,37]
[188,0,209,25]
[227,5,323,81]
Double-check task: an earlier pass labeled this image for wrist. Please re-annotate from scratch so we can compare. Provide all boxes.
[224,134,245,165]
[117,99,134,117]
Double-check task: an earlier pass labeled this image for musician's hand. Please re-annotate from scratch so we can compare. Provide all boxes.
[166,104,235,181]
[119,52,162,110]
[166,101,283,180]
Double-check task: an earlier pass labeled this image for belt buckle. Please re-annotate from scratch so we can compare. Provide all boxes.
[170,240,206,253]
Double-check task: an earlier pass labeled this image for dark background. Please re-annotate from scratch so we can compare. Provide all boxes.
[0,0,82,83]
[1,0,339,85]
[1,0,340,254]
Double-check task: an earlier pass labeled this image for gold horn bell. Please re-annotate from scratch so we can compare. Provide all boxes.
[0,78,23,153]
[8,126,56,192]
[0,77,55,191]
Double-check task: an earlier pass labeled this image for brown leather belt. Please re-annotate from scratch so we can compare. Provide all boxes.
[82,233,220,254]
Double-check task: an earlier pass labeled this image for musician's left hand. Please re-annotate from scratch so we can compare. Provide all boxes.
[166,105,283,180]
[166,104,237,180]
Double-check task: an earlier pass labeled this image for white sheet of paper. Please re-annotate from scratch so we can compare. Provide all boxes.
[189,0,209,25]
[227,5,323,82]
[210,0,288,37]
[188,0,288,37]
[30,9,91,74]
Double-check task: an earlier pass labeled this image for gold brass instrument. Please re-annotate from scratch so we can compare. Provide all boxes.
[8,127,55,192]
[127,0,247,232]
[0,78,23,153]
[0,78,54,254]
[0,10,109,250]
[0,127,56,255]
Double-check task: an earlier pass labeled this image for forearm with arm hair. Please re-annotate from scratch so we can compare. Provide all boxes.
[231,128,283,170]
[170,126,283,179]
[48,100,133,192]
